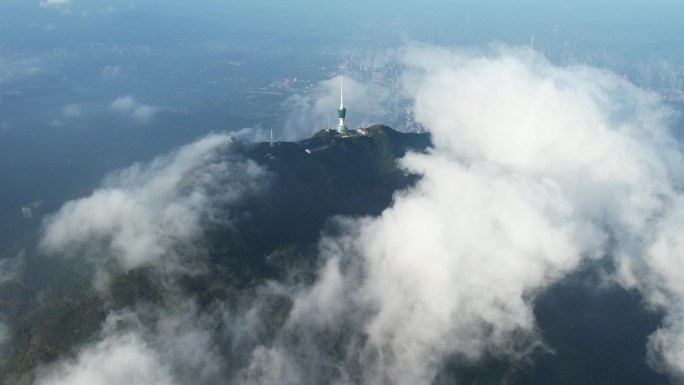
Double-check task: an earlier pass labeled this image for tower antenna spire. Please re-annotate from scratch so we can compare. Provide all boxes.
[337,76,348,133]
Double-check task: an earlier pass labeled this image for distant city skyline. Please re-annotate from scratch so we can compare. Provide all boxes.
[2,1,684,232]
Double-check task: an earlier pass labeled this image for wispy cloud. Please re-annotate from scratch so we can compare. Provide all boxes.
[108,95,158,123]
[30,45,684,385]
[40,132,269,285]
[39,0,71,13]
[101,65,121,80]
[61,103,83,117]
[39,0,70,7]
[33,314,176,385]
[247,45,684,384]
[401,45,684,381]
[0,57,43,85]
[32,129,273,384]
[32,300,232,385]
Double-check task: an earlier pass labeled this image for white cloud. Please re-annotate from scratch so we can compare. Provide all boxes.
[248,46,684,385]
[227,125,270,143]
[108,95,158,123]
[32,301,235,385]
[131,105,156,123]
[31,45,684,384]
[109,95,136,112]
[39,0,70,8]
[238,346,302,385]
[40,132,268,278]
[0,57,43,85]
[101,65,121,80]
[61,103,83,117]
[33,331,176,385]
[0,255,23,286]
[399,46,684,380]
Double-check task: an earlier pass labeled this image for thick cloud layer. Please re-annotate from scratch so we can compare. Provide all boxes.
[402,46,684,381]
[34,332,175,385]
[40,132,268,276]
[30,293,290,385]
[250,46,684,384]
[33,132,271,384]
[33,312,177,385]
[31,46,684,385]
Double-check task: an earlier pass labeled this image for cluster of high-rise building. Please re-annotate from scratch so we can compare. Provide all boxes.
[337,42,684,119]
[21,201,43,219]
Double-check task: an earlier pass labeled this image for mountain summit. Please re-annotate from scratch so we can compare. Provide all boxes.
[1,125,432,383]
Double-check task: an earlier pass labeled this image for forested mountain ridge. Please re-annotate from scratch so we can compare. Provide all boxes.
[0,125,432,383]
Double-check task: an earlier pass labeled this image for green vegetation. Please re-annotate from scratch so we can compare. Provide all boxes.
[0,125,432,382]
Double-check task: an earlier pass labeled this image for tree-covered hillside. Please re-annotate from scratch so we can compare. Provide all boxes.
[0,125,669,385]
[0,125,432,383]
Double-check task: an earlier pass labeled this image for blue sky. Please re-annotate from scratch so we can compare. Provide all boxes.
[3,1,683,48]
